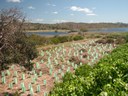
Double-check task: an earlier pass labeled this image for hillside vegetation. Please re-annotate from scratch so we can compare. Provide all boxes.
[24,22,128,31]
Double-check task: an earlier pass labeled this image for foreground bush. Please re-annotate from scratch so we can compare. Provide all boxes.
[0,8,37,71]
[50,44,128,96]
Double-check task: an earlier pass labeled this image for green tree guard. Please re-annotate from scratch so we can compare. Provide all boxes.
[6,70,10,76]
[36,84,40,92]
[44,80,46,86]
[22,74,25,80]
[2,76,6,84]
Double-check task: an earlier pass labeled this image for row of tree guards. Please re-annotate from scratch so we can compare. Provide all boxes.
[1,39,116,95]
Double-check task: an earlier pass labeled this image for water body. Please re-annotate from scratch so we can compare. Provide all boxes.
[26,31,68,36]
[90,28,128,32]
[26,28,128,36]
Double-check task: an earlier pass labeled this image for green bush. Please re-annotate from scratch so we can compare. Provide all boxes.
[62,72,76,82]
[75,64,92,77]
[51,37,60,44]
[72,35,84,41]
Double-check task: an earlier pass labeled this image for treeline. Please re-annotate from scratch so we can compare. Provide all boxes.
[24,22,128,31]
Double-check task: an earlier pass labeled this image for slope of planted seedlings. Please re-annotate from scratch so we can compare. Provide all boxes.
[50,43,128,96]
[0,39,116,96]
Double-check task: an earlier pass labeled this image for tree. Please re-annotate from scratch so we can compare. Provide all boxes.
[0,8,37,70]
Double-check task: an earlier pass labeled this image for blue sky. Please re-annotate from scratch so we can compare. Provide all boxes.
[0,0,128,24]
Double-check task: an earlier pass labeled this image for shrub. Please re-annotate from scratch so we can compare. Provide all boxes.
[0,8,37,71]
[96,38,114,44]
[72,35,84,41]
[75,64,92,77]
[62,72,76,82]
[51,37,60,44]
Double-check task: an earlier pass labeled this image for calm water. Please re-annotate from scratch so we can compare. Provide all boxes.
[90,28,128,32]
[26,28,128,36]
[26,31,68,36]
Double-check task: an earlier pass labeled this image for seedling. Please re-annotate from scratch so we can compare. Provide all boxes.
[32,77,36,84]
[1,72,5,77]
[67,67,70,72]
[14,71,18,77]
[36,84,40,92]
[2,76,6,84]
[21,82,26,93]
[36,62,40,69]
[58,69,61,74]
[28,83,32,89]
[43,80,46,86]
[74,64,78,69]
[61,65,65,70]
[6,70,10,76]
[14,77,18,84]
[80,62,83,66]
[22,74,25,80]
[39,71,42,77]
[49,69,52,75]
[44,92,47,96]
[9,82,13,89]
[30,86,34,95]
[41,60,44,63]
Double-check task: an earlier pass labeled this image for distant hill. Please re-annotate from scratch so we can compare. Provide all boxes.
[24,22,128,31]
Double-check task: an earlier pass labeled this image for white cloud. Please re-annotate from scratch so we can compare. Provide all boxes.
[87,13,96,16]
[53,11,58,14]
[7,0,21,3]
[70,6,96,16]
[47,3,56,7]
[28,6,35,10]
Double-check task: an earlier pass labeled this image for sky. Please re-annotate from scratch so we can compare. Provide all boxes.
[0,0,128,24]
